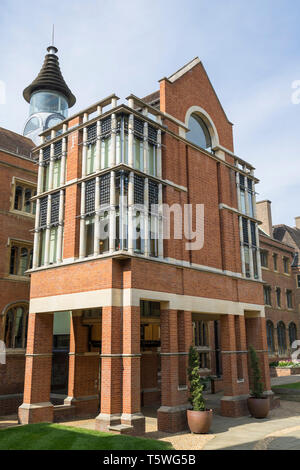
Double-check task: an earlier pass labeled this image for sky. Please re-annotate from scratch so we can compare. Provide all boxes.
[0,0,299,226]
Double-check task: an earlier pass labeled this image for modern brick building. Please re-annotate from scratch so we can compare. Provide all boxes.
[257,201,300,362]
[0,128,36,415]
[18,53,273,434]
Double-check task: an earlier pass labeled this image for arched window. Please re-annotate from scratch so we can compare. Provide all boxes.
[24,116,40,135]
[277,321,287,356]
[289,322,297,347]
[266,320,274,354]
[187,114,212,151]
[4,305,28,349]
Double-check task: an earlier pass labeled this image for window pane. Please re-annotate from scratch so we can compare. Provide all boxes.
[10,246,18,274]
[101,138,110,169]
[187,114,212,150]
[39,230,46,266]
[14,307,24,348]
[53,159,61,188]
[99,212,109,253]
[149,145,156,176]
[19,248,28,275]
[24,189,32,213]
[49,227,58,264]
[14,186,23,210]
[87,144,96,175]
[85,216,95,256]
[43,165,50,192]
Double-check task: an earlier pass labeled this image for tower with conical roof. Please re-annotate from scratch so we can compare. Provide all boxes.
[23,44,76,144]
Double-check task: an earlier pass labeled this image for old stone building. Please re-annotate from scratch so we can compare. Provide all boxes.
[0,128,36,415]
[17,53,273,434]
[257,201,300,362]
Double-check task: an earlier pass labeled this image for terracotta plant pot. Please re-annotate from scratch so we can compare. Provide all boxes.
[247,397,269,419]
[187,409,213,434]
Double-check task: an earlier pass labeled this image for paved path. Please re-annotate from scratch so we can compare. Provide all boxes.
[271,374,300,386]
[204,401,300,450]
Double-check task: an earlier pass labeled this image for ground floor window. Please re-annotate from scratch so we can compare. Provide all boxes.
[289,322,297,347]
[277,321,287,356]
[267,320,275,354]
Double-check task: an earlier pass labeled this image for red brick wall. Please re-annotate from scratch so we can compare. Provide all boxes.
[260,233,299,362]
[160,62,234,151]
[0,150,37,415]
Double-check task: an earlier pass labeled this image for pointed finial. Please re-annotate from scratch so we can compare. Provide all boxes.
[47,25,58,54]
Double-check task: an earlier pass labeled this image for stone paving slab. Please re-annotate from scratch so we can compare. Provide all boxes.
[271,374,300,386]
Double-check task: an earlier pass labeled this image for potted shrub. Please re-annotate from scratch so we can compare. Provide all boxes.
[187,345,213,433]
[247,345,269,419]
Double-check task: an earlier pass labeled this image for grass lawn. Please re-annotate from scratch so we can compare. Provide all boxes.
[0,423,173,450]
[272,382,300,390]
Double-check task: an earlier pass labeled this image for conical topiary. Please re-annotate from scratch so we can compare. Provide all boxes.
[188,345,206,411]
[249,345,264,398]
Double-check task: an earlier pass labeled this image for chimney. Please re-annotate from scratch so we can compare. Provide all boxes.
[256,200,273,236]
[295,217,300,230]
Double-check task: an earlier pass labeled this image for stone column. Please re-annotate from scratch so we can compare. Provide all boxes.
[255,224,262,281]
[109,114,117,167]
[79,182,86,259]
[244,177,254,278]
[109,171,116,253]
[48,144,54,190]
[32,198,40,269]
[95,120,101,172]
[95,306,122,431]
[128,114,134,168]
[248,219,255,278]
[220,314,250,417]
[37,149,43,195]
[56,190,64,263]
[94,176,100,256]
[158,183,164,258]
[18,313,54,424]
[158,308,189,433]
[121,306,145,434]
[43,195,51,266]
[60,137,67,185]
[239,216,246,277]
[144,178,149,256]
[65,314,99,416]
[157,130,162,179]
[127,172,134,254]
[82,127,87,178]
[143,122,148,173]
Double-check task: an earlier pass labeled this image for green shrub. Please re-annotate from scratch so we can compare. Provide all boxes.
[188,346,206,411]
[249,345,264,398]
